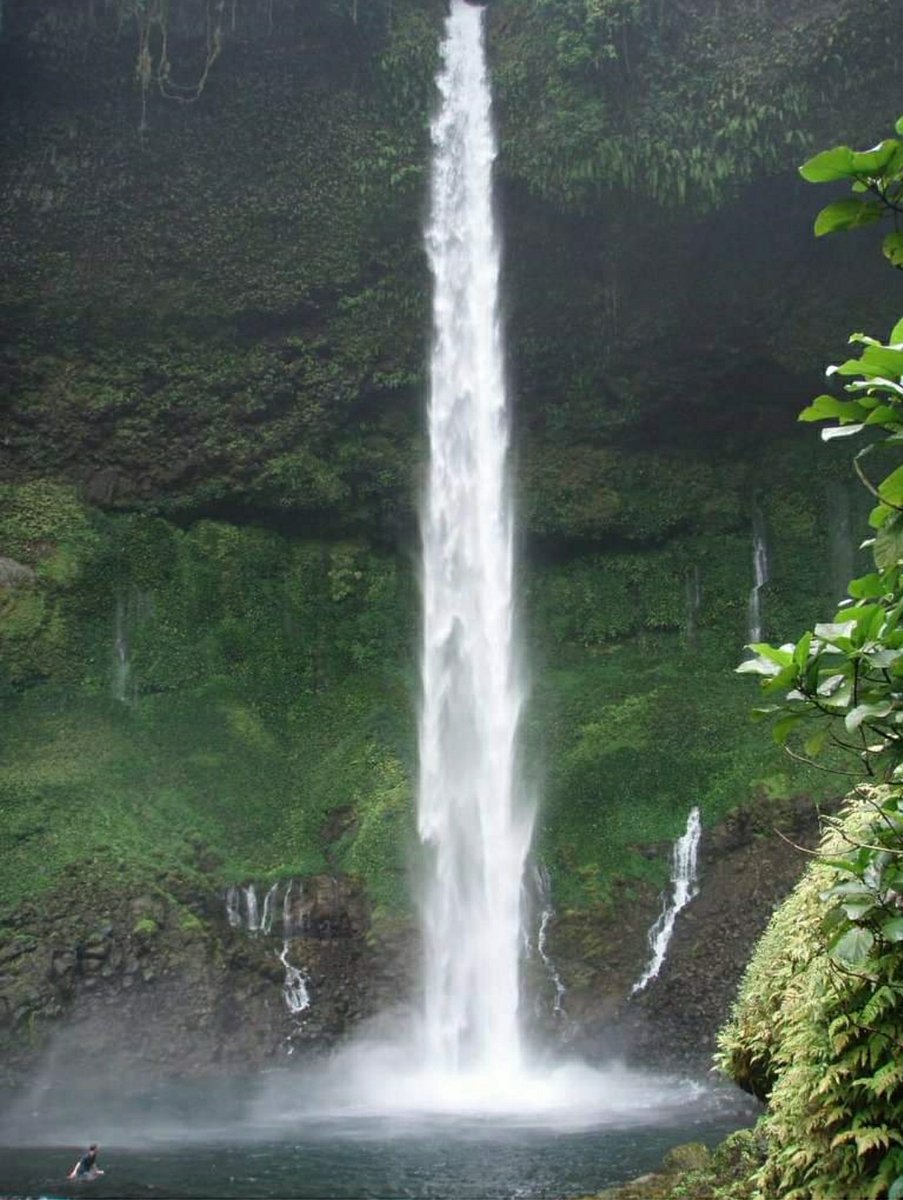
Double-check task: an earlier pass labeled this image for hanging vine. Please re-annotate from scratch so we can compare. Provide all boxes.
[127,0,227,129]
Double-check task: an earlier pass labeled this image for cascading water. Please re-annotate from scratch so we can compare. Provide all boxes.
[278,942,311,1016]
[418,0,533,1079]
[631,807,702,995]
[747,506,769,645]
[260,883,279,936]
[249,1,737,1126]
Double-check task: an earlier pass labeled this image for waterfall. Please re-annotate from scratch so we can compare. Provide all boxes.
[537,910,567,1018]
[260,883,279,935]
[282,879,294,937]
[278,942,311,1015]
[531,866,566,1018]
[243,884,260,933]
[632,807,702,995]
[418,0,532,1076]
[225,885,242,929]
[747,507,769,644]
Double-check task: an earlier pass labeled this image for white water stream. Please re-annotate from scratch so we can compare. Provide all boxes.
[747,507,769,645]
[417,0,532,1080]
[632,807,702,995]
[248,2,724,1123]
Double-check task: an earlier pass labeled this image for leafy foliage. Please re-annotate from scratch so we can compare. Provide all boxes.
[740,119,903,784]
[733,116,903,1200]
[492,0,901,210]
[718,792,903,1200]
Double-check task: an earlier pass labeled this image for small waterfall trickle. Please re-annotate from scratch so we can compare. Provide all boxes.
[537,911,566,1018]
[531,866,566,1018]
[260,883,279,936]
[828,483,857,602]
[225,885,242,929]
[110,588,152,704]
[747,507,769,644]
[632,807,702,996]
[278,942,311,1016]
[282,879,294,937]
[111,594,137,704]
[243,885,260,932]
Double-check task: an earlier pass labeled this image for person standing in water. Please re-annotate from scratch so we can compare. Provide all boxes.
[68,1142,103,1181]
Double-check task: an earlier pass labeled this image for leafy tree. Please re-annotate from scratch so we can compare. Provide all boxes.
[739,115,903,787]
[738,115,903,1198]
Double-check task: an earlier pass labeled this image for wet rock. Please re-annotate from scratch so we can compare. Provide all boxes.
[662,1143,711,1173]
[0,557,36,588]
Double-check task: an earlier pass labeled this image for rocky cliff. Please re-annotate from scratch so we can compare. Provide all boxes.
[1,0,900,1082]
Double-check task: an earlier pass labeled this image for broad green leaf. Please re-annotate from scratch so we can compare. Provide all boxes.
[831,925,875,966]
[823,881,874,900]
[819,681,853,709]
[868,648,903,668]
[845,701,893,732]
[814,198,883,236]
[820,858,861,876]
[848,572,885,599]
[896,116,903,137]
[850,139,901,174]
[864,404,901,426]
[869,503,892,530]
[833,603,879,625]
[748,643,793,666]
[884,231,903,269]
[833,346,903,377]
[860,345,903,376]
[793,632,813,668]
[880,466,903,507]
[736,656,781,677]
[875,515,903,570]
[799,146,856,182]
[891,316,903,346]
[816,672,846,697]
[880,916,903,943]
[761,664,802,695]
[814,621,856,641]
[799,394,866,423]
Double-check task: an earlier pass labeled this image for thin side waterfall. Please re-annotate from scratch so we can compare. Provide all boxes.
[631,807,702,995]
[278,942,311,1016]
[225,885,241,929]
[418,0,533,1077]
[747,507,769,644]
[243,884,260,933]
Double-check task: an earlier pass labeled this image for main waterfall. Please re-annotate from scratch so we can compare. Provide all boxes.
[418,0,533,1077]
[254,0,726,1128]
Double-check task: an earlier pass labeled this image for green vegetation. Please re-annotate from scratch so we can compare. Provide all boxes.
[739,116,903,977]
[0,483,418,914]
[493,0,899,210]
[713,116,903,1200]
[1,1,898,936]
[718,793,903,1200]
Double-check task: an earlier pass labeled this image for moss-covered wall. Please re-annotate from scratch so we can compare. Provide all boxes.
[1,0,900,926]
[0,482,418,915]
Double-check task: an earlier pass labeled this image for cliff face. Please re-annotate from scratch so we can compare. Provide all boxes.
[1,0,900,1074]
